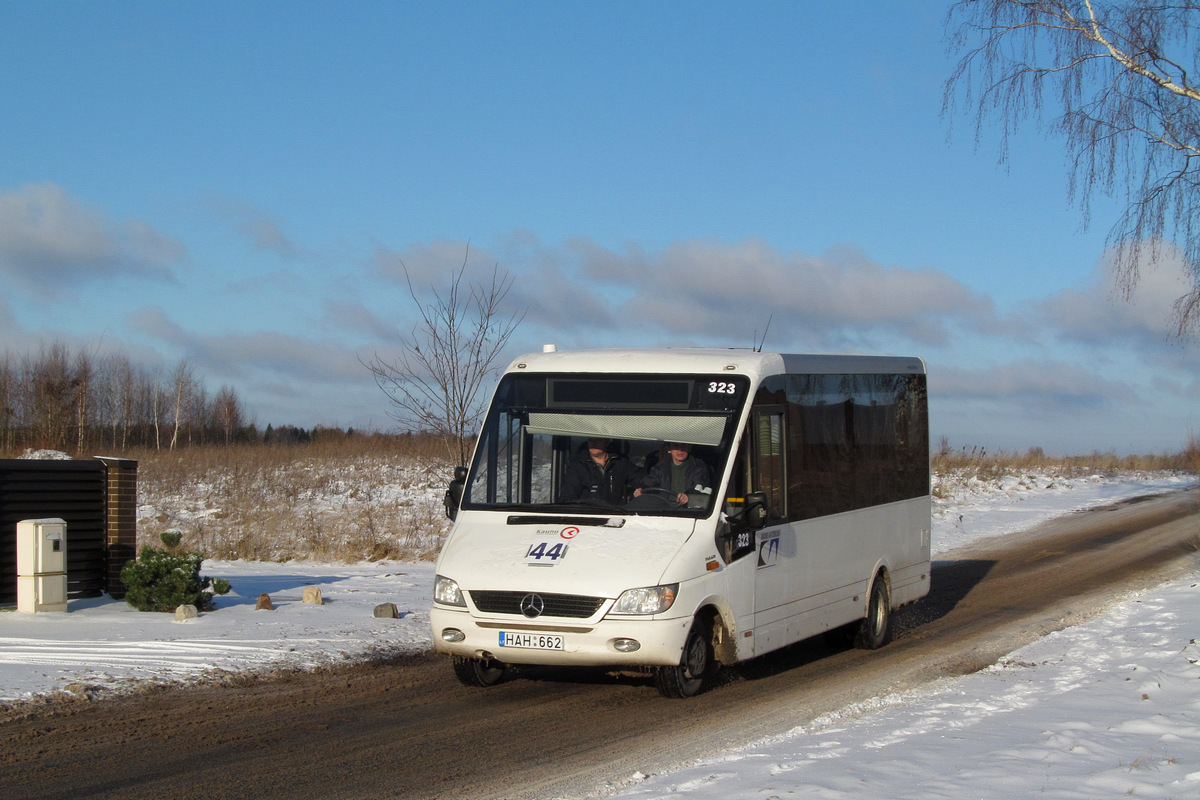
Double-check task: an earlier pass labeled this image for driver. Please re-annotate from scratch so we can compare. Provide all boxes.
[559,437,644,505]
[634,442,712,505]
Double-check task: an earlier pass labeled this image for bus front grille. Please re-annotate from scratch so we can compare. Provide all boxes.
[469,590,605,619]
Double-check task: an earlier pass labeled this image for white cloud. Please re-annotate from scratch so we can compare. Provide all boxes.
[1038,246,1197,346]
[322,299,405,344]
[934,360,1139,412]
[129,306,366,383]
[358,235,1009,354]
[371,239,489,287]
[94,230,1197,447]
[496,236,1003,350]
[209,197,298,258]
[233,212,295,258]
[927,359,1176,454]
[0,183,182,299]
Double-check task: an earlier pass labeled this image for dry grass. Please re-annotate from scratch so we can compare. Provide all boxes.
[930,436,1198,500]
[931,437,1196,476]
[131,434,456,563]
[1184,431,1200,476]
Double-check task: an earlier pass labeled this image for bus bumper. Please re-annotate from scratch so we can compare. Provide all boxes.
[430,605,694,668]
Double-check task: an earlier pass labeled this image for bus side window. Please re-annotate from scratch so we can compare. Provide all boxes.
[723,436,749,514]
[752,408,786,521]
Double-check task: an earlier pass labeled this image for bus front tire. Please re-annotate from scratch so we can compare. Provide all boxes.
[655,618,713,698]
[853,575,892,650]
[452,655,506,687]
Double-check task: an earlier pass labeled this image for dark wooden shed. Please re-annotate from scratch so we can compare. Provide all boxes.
[0,457,138,604]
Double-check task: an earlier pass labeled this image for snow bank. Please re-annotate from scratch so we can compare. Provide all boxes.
[0,560,435,700]
[603,571,1200,800]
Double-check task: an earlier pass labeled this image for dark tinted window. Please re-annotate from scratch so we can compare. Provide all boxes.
[755,373,929,520]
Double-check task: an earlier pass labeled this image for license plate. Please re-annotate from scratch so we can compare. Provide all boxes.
[498,631,564,650]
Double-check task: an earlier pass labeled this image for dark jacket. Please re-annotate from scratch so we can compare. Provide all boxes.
[640,456,712,497]
[559,452,643,505]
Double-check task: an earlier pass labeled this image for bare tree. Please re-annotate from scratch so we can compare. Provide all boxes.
[188,382,207,446]
[364,249,524,465]
[151,373,165,450]
[0,353,15,452]
[102,352,137,449]
[24,342,78,451]
[73,347,95,454]
[212,384,245,445]
[945,0,1200,333]
[168,359,197,450]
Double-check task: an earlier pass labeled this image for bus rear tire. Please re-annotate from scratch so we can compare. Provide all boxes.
[853,575,892,650]
[452,655,506,687]
[655,617,713,698]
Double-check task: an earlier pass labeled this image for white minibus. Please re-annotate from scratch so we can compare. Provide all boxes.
[431,347,931,697]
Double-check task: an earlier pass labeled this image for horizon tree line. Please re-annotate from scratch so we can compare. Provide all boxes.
[0,341,256,455]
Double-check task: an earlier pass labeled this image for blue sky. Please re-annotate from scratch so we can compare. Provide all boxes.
[1,1,1196,455]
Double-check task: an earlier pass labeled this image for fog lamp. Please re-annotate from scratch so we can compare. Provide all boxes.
[441,628,466,643]
[613,638,641,653]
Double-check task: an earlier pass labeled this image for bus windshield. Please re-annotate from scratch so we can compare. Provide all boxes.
[462,373,750,516]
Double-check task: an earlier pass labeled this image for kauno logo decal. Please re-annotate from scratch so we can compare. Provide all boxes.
[560,526,579,539]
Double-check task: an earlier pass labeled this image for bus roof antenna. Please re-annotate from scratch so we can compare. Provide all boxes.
[754,315,773,352]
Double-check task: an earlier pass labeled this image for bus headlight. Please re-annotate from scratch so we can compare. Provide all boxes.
[611,584,678,615]
[434,575,466,607]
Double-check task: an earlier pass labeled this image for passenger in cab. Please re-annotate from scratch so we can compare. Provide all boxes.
[635,442,712,506]
[559,437,644,506]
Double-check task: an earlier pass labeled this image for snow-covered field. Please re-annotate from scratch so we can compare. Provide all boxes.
[1,470,1197,800]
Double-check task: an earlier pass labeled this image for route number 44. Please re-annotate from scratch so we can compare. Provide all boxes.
[525,541,569,565]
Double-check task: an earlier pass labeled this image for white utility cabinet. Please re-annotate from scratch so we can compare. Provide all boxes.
[17,518,68,613]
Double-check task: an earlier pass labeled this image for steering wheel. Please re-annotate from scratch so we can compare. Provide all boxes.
[626,487,683,509]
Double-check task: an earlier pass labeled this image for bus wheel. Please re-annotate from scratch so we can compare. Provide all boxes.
[853,575,892,650]
[452,655,506,687]
[655,617,712,699]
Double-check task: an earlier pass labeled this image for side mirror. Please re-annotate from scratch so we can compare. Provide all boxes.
[444,466,468,520]
[744,491,769,530]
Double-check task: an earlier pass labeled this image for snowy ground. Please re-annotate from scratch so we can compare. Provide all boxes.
[1,470,1197,799]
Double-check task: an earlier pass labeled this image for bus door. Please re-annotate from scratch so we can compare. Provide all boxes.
[748,407,798,654]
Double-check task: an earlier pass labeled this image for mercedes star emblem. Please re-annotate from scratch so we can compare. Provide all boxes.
[519,593,545,618]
